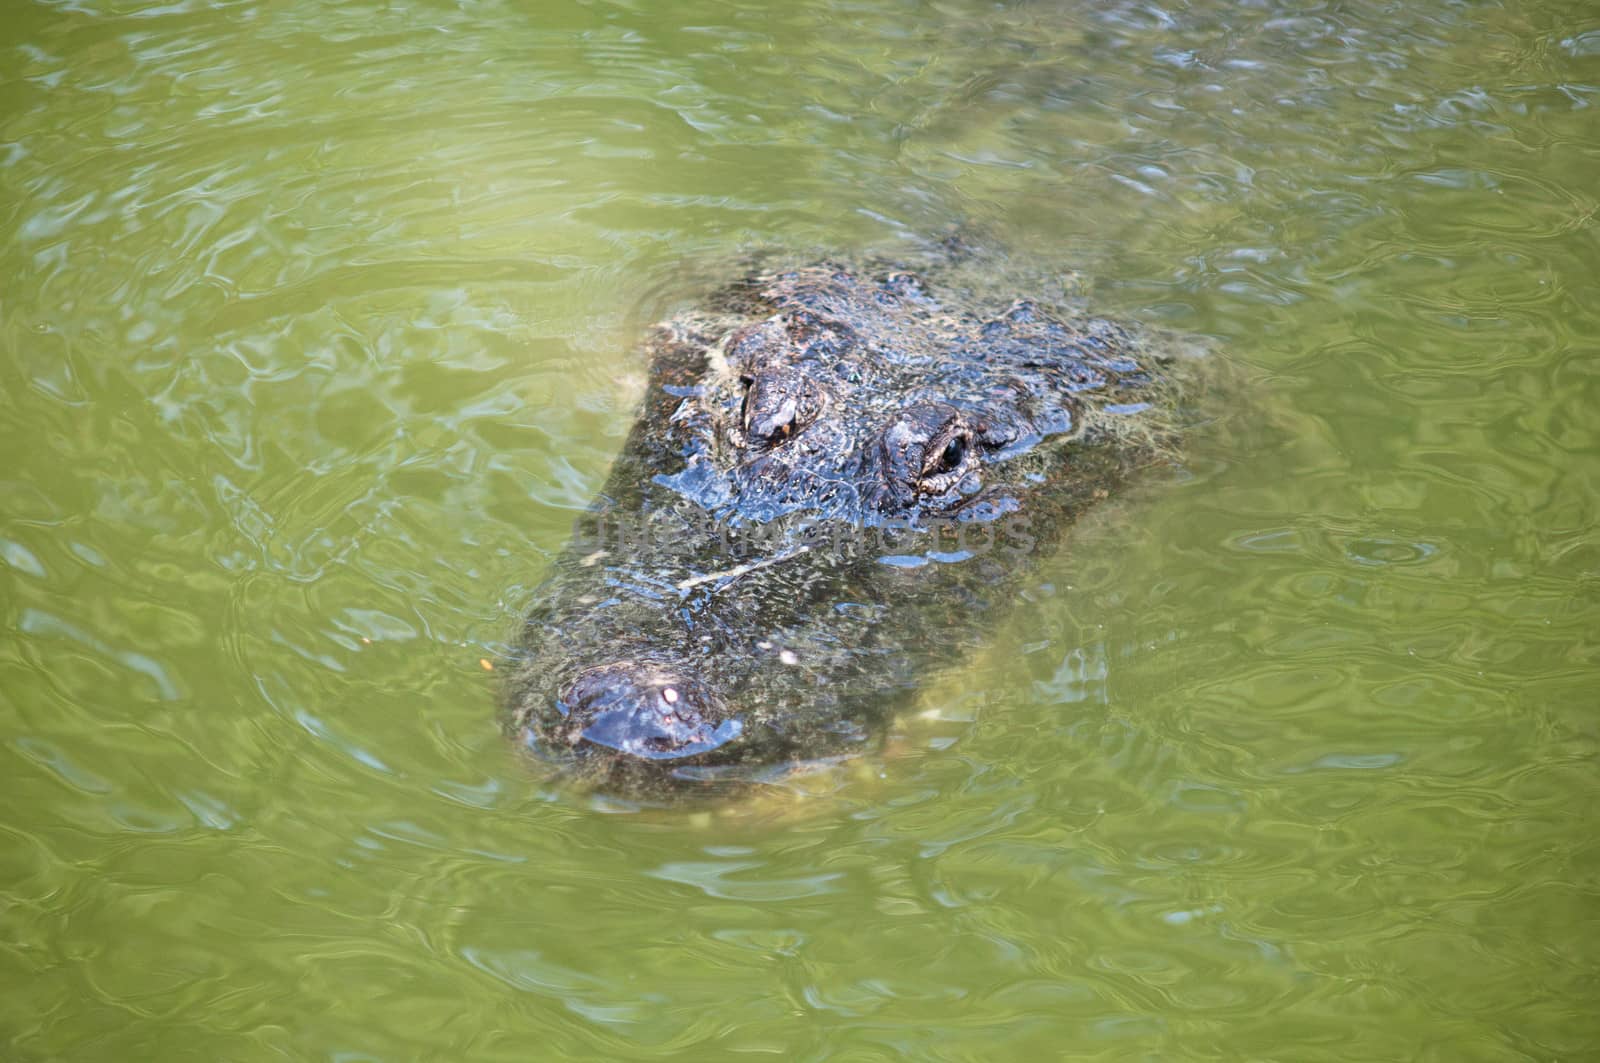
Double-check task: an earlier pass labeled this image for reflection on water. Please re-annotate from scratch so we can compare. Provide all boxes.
[2,0,1597,1057]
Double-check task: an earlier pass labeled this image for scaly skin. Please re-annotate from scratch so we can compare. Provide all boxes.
[506,260,1191,795]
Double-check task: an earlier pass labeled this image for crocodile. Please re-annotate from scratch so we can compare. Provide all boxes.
[506,254,1198,795]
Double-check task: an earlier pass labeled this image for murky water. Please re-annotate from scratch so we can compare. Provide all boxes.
[3,0,1597,1058]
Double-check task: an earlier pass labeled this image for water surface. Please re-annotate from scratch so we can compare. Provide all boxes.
[3,0,1597,1058]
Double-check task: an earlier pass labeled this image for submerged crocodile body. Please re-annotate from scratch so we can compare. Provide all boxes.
[507,256,1195,794]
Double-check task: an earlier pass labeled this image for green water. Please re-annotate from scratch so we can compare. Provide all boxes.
[3,0,1597,1058]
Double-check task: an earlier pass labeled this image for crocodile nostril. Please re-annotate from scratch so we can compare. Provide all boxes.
[556,662,741,761]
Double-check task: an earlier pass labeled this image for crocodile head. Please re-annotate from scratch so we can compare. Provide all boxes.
[510,263,1185,791]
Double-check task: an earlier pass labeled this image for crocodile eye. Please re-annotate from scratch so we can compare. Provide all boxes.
[936,435,966,472]
[739,370,823,448]
[902,417,975,497]
[877,403,978,503]
[916,427,974,491]
[738,375,755,435]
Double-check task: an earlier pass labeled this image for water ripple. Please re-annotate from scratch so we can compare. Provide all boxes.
[2,0,1598,1057]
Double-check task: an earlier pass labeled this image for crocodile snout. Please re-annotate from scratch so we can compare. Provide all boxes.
[551,662,742,761]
